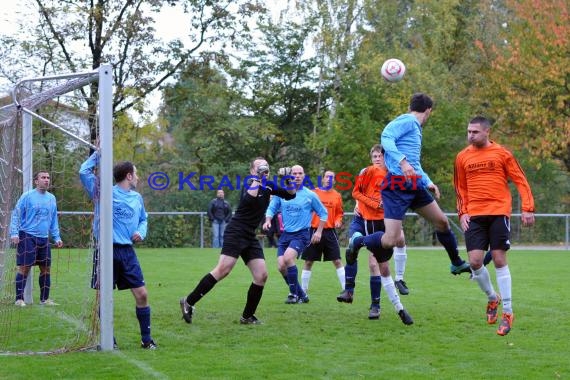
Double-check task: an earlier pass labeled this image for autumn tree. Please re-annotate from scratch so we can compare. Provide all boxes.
[230,17,322,169]
[0,0,265,142]
[321,0,482,205]
[473,0,570,170]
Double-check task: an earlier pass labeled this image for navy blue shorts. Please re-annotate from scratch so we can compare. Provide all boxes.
[113,244,145,290]
[221,227,265,264]
[348,215,385,237]
[381,173,434,220]
[16,231,51,267]
[348,215,365,237]
[465,215,511,252]
[277,229,310,258]
[348,215,390,262]
[302,228,341,261]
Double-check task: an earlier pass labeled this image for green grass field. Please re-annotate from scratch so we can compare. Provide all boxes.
[1,247,569,379]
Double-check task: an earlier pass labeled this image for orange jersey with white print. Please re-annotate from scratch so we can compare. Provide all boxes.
[352,165,386,221]
[311,188,343,229]
[454,141,535,217]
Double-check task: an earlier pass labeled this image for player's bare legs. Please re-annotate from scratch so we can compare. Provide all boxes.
[381,219,404,248]
[247,257,268,286]
[211,254,239,281]
[278,248,306,303]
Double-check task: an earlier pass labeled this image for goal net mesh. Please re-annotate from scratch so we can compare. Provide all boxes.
[0,71,102,354]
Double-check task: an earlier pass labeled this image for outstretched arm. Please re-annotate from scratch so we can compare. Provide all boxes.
[79,152,100,200]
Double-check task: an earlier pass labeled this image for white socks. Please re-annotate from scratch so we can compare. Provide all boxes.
[472,266,497,300]
[393,246,407,281]
[336,267,345,290]
[302,267,346,292]
[381,275,403,312]
[301,270,311,293]
[496,265,512,313]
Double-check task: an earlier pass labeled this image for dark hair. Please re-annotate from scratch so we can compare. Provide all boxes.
[409,93,433,112]
[33,171,49,180]
[469,115,492,129]
[113,161,134,182]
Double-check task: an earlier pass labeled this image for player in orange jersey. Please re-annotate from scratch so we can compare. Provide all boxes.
[454,116,535,336]
[301,170,345,295]
[337,144,411,322]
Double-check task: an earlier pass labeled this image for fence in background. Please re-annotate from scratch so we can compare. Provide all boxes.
[68,211,566,250]
[58,211,570,250]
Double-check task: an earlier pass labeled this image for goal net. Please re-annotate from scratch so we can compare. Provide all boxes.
[0,65,113,354]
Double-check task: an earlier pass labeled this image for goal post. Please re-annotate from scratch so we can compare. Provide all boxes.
[98,65,114,352]
[0,64,113,354]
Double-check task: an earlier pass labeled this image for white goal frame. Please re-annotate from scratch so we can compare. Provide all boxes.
[2,64,114,352]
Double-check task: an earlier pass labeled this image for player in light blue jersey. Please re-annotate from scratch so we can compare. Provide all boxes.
[382,112,433,190]
[80,152,156,350]
[264,165,328,304]
[349,93,470,279]
[10,171,63,307]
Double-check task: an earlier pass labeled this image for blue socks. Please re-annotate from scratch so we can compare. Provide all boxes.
[136,306,152,343]
[344,262,358,291]
[286,265,306,298]
[361,231,384,251]
[39,272,50,302]
[436,229,463,265]
[15,272,26,301]
[370,275,381,306]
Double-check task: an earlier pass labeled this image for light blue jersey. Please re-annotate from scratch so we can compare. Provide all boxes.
[266,187,327,232]
[381,113,432,188]
[10,189,61,242]
[112,186,147,245]
[79,152,147,245]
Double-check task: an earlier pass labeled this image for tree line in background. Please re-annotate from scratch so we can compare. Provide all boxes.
[1,0,568,247]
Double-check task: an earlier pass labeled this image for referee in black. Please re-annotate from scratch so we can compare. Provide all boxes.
[180,157,296,324]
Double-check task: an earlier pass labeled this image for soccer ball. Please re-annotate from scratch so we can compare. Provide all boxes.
[381,58,406,82]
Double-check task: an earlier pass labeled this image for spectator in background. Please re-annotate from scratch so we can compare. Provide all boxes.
[208,189,232,248]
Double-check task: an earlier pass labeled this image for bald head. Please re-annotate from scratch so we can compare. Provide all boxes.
[291,165,305,187]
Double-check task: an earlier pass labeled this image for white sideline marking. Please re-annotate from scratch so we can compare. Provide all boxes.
[114,351,168,379]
